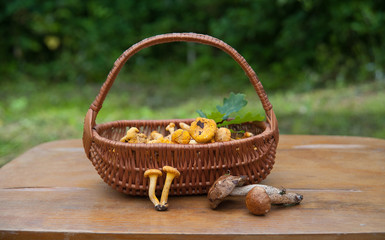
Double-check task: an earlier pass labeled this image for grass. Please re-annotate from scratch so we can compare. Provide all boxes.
[1,78,384,167]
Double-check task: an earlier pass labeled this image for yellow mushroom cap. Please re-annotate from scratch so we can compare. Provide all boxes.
[166,123,175,132]
[144,169,162,178]
[150,131,163,140]
[179,122,191,131]
[126,127,140,139]
[162,166,180,178]
[189,117,218,143]
[171,129,191,144]
[215,127,231,142]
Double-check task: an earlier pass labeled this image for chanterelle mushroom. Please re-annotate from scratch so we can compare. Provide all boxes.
[215,127,231,142]
[165,123,176,141]
[171,129,191,144]
[189,117,218,143]
[179,122,191,131]
[150,131,164,141]
[144,169,166,211]
[120,127,139,142]
[159,166,180,210]
[128,133,148,143]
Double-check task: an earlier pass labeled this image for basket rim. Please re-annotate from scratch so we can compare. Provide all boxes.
[92,118,275,151]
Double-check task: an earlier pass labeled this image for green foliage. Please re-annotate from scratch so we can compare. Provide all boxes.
[197,93,265,126]
[1,0,385,89]
[218,112,265,127]
[216,93,247,119]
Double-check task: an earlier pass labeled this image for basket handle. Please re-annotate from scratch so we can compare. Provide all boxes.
[92,33,272,114]
[83,33,275,155]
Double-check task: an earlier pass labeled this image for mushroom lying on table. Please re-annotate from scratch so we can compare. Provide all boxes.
[207,174,303,215]
[245,186,271,215]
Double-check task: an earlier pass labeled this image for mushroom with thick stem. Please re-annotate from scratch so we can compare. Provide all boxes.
[207,174,247,209]
[159,166,180,210]
[230,184,303,205]
[207,174,303,209]
[245,186,271,215]
[144,169,167,211]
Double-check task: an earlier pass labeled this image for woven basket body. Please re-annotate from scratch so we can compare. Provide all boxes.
[83,33,279,196]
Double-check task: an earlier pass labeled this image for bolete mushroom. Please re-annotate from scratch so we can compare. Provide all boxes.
[189,117,218,143]
[245,186,271,215]
[159,166,180,209]
[231,184,303,205]
[207,174,303,209]
[207,174,247,209]
[171,129,191,144]
[144,169,166,211]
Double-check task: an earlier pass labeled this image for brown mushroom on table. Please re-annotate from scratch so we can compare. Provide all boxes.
[159,166,180,210]
[245,186,271,215]
[230,184,303,205]
[207,174,247,209]
[144,169,167,211]
[207,174,303,212]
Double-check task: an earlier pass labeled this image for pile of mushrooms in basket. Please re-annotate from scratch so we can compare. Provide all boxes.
[120,93,303,215]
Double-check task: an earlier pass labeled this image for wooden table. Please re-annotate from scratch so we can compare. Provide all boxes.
[0,135,384,239]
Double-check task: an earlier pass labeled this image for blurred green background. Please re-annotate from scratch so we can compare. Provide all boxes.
[1,0,385,167]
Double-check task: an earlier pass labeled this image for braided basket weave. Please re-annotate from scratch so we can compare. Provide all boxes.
[82,33,279,196]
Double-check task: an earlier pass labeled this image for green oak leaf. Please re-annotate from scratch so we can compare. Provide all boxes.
[206,111,226,123]
[216,92,247,120]
[218,112,265,127]
[196,109,207,118]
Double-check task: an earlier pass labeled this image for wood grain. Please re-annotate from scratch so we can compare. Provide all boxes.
[0,135,384,239]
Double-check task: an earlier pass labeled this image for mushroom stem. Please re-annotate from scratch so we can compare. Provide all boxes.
[159,176,174,208]
[144,169,166,211]
[230,184,303,205]
[147,175,161,207]
[159,166,180,209]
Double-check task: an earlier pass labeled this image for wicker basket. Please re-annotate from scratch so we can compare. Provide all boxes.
[82,33,279,196]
